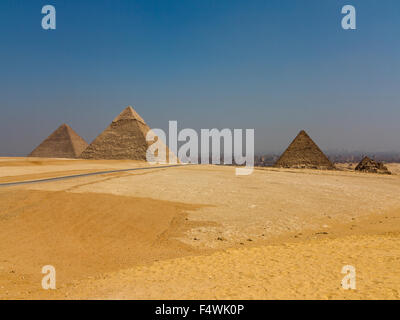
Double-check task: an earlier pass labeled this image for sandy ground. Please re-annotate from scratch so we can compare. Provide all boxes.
[1,158,400,299]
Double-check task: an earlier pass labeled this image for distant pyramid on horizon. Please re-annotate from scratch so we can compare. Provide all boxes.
[355,156,391,174]
[80,106,172,161]
[274,130,335,170]
[29,124,88,159]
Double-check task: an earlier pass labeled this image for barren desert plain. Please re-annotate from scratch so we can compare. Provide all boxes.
[1,157,400,299]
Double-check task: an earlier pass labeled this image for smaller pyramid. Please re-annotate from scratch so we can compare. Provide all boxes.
[355,156,391,175]
[274,130,335,170]
[29,124,88,158]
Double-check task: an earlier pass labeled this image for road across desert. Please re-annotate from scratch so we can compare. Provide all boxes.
[1,158,400,299]
[0,163,185,187]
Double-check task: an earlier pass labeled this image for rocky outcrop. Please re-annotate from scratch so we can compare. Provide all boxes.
[355,156,391,174]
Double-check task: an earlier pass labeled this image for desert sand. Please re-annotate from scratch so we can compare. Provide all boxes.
[1,158,400,299]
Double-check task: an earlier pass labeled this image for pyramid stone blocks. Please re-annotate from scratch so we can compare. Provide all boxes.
[355,156,391,174]
[29,124,88,159]
[80,106,171,161]
[274,130,334,170]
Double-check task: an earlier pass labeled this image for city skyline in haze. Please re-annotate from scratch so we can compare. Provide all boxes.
[1,0,399,156]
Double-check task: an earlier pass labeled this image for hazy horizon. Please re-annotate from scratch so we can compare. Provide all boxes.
[1,0,399,156]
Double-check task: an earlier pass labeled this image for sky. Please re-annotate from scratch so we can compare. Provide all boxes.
[0,0,399,156]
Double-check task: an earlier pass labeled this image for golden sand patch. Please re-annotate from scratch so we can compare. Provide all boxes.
[0,189,206,299]
[39,233,400,300]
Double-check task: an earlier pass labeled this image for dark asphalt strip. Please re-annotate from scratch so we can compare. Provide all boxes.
[0,164,187,188]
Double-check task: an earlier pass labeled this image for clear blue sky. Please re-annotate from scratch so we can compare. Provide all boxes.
[0,0,399,155]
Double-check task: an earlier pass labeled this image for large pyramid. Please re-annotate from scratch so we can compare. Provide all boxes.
[274,130,335,170]
[29,124,88,158]
[80,106,170,161]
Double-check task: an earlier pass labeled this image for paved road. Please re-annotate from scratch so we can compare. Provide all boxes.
[0,164,186,188]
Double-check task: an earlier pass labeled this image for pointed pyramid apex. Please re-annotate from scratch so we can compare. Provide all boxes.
[58,123,69,129]
[57,123,77,135]
[297,130,309,137]
[113,106,146,124]
[63,123,76,131]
